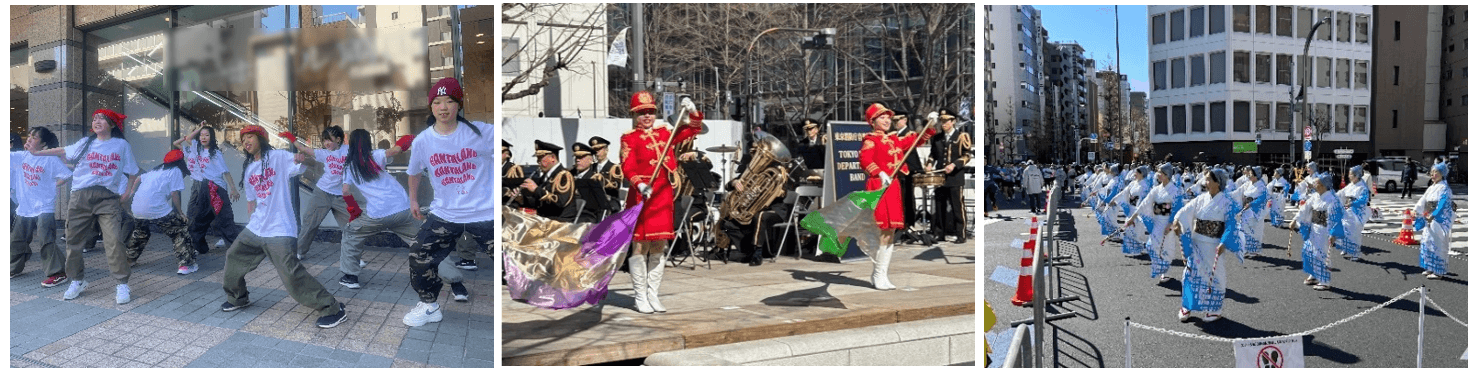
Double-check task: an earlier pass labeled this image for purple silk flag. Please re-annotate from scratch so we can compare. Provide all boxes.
[503,203,642,310]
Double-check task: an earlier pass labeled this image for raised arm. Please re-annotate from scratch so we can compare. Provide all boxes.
[174,124,203,149]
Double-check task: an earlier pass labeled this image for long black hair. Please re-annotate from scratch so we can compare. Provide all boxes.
[69,120,127,164]
[344,129,381,184]
[195,125,221,159]
[423,113,482,136]
[238,132,274,189]
[154,155,191,177]
[29,127,58,150]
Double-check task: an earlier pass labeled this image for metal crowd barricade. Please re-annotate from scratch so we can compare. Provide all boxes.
[1003,186,1082,367]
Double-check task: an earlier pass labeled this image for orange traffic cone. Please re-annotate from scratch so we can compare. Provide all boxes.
[1011,217,1040,306]
[1392,209,1419,245]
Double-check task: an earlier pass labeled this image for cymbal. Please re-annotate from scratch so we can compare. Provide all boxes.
[706,145,739,153]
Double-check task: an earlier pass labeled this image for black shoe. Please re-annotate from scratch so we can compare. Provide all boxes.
[451,282,470,302]
[748,255,764,266]
[454,259,478,271]
[339,275,361,289]
[955,236,968,244]
[196,245,210,255]
[316,303,347,328]
[221,300,250,312]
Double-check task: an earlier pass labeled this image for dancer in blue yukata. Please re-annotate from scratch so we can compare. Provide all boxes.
[1292,174,1345,291]
[1091,164,1123,236]
[1171,168,1242,323]
[1124,163,1184,282]
[1267,167,1291,229]
[1235,166,1268,258]
[1336,165,1373,262]
[1415,162,1457,280]
[1112,166,1152,256]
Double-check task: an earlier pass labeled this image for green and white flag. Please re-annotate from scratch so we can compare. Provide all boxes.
[800,189,884,259]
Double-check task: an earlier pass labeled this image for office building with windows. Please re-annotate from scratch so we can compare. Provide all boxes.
[1148,5,1373,165]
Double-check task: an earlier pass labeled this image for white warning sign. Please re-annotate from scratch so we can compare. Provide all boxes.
[1233,336,1304,368]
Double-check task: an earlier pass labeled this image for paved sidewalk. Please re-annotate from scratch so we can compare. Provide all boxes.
[501,240,977,366]
[10,231,496,368]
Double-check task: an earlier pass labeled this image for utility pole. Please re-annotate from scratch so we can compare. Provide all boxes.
[631,4,645,92]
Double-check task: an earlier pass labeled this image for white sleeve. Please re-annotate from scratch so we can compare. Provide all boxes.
[406,137,428,176]
[51,157,72,180]
[120,143,141,176]
[1174,195,1201,226]
[283,150,305,177]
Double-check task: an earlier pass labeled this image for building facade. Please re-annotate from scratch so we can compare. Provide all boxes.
[501,3,609,119]
[987,5,1044,163]
[1148,5,1373,166]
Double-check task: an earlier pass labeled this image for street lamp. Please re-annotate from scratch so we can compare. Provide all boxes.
[744,27,836,131]
[1295,17,1331,162]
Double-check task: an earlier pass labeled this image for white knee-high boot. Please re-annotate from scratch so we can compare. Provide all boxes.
[626,248,654,314]
[872,244,897,290]
[646,250,667,312]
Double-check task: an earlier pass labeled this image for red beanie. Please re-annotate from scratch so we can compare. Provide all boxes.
[430,77,464,106]
[163,149,184,164]
[93,109,126,132]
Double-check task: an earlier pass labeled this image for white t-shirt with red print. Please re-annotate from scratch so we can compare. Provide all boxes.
[344,149,411,219]
[407,121,495,223]
[11,151,72,218]
[244,149,305,238]
[314,146,348,196]
[185,141,231,187]
[64,137,140,195]
[130,167,185,220]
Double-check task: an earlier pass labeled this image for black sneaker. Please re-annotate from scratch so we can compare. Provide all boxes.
[450,282,470,302]
[316,303,347,328]
[454,259,478,271]
[221,301,251,312]
[339,274,361,289]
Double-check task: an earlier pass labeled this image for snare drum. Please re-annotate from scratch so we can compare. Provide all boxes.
[915,173,946,187]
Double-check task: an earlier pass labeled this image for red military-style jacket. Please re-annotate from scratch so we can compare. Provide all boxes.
[861,127,935,229]
[620,116,703,241]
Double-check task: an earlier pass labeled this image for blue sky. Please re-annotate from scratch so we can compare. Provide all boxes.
[1035,5,1148,94]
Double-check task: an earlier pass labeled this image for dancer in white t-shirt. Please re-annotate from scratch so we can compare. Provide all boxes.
[402,78,494,327]
[120,150,194,280]
[30,109,141,304]
[172,123,242,255]
[219,125,347,328]
[280,126,351,259]
[10,127,72,286]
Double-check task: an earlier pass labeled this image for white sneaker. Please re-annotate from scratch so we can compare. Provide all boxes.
[64,280,87,300]
[177,265,199,275]
[402,301,443,327]
[359,260,367,268]
[116,284,131,304]
[215,239,227,248]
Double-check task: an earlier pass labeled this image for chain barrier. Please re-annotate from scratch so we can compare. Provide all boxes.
[1128,287,1421,343]
[1423,293,1468,328]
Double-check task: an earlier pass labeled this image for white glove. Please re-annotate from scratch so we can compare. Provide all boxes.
[879,173,893,187]
[637,182,652,198]
[927,111,939,122]
[680,97,697,113]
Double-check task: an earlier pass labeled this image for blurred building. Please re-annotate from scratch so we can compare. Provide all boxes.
[1370,5,1467,166]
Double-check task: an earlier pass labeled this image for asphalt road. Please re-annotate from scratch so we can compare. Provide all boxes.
[984,185,1468,368]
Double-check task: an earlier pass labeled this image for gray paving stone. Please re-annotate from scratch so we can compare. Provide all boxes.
[290,355,328,368]
[8,298,123,354]
[357,354,393,368]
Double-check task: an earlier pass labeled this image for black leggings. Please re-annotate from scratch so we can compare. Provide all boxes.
[188,180,242,252]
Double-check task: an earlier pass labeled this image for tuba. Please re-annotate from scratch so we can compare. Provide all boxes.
[718,133,792,226]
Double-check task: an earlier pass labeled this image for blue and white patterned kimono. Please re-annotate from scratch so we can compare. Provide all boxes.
[1236,179,1269,255]
[1295,190,1345,285]
[1267,176,1291,228]
[1336,180,1372,259]
[1173,190,1242,313]
[1133,180,1184,278]
[1414,181,1456,275]
[1095,175,1123,235]
[1114,176,1152,255]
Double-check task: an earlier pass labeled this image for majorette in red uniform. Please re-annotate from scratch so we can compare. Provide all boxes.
[619,90,702,314]
[859,103,935,290]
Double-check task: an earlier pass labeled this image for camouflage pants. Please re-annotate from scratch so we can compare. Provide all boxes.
[408,214,493,303]
[125,212,194,267]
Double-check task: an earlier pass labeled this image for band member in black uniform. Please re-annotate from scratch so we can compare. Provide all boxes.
[796,119,826,170]
[927,109,971,244]
[890,111,926,244]
[518,140,578,222]
[570,142,611,223]
[719,142,789,266]
[503,140,526,208]
[588,136,623,215]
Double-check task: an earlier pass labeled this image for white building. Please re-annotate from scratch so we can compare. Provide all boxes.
[987,5,1045,163]
[1148,5,1372,165]
[501,3,610,118]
